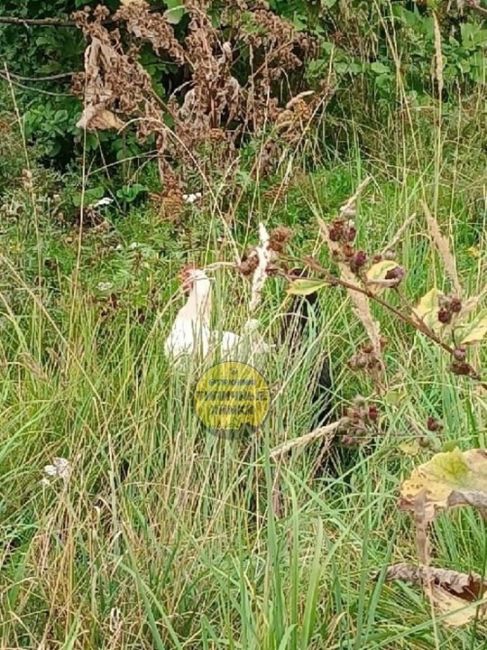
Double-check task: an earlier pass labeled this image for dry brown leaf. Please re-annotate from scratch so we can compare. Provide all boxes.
[422,201,462,297]
[116,0,185,61]
[76,38,127,131]
[88,109,125,131]
[383,563,486,598]
[73,1,320,187]
[432,585,486,627]
[382,563,487,627]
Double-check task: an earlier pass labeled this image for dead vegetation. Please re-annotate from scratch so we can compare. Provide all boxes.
[73,0,330,196]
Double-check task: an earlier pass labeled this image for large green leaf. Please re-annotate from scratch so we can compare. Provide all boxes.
[287,278,328,296]
[164,0,186,25]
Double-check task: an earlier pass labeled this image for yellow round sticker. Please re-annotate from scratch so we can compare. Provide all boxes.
[194,362,270,432]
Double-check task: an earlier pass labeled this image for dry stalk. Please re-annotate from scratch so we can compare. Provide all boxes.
[270,420,343,460]
[380,213,416,256]
[339,176,372,216]
[422,201,462,297]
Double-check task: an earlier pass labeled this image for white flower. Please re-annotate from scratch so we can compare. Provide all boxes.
[44,457,71,482]
[97,281,114,292]
[182,192,202,205]
[128,242,139,250]
[92,197,114,208]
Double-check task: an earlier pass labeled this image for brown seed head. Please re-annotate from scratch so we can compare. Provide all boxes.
[368,405,379,422]
[269,226,293,253]
[239,251,259,277]
[346,225,357,242]
[451,360,472,376]
[385,266,405,281]
[438,306,452,324]
[427,416,443,432]
[350,250,367,273]
[450,297,462,313]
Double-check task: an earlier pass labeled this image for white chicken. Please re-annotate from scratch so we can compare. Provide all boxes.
[164,266,268,365]
[164,266,212,362]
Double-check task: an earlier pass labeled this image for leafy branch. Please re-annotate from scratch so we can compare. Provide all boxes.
[294,256,487,390]
[286,180,487,391]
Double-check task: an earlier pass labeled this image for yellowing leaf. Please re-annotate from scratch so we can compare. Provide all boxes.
[442,440,462,453]
[413,288,442,319]
[412,288,445,332]
[393,451,487,627]
[366,260,398,282]
[287,278,327,296]
[460,310,487,345]
[398,441,421,456]
[384,388,407,406]
[400,448,487,524]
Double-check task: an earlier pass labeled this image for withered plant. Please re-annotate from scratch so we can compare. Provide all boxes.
[72,0,331,202]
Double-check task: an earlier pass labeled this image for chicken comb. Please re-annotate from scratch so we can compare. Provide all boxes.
[179,263,199,291]
[179,261,199,274]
